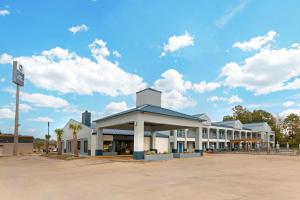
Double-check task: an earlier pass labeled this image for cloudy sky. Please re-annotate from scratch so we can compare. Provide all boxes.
[1,0,300,138]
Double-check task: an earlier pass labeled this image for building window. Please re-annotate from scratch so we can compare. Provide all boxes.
[170,130,174,136]
[227,130,233,139]
[103,141,113,152]
[187,130,195,138]
[177,129,185,138]
[67,141,72,152]
[202,128,208,139]
[219,129,225,139]
[84,141,88,153]
[77,141,81,150]
[210,129,217,139]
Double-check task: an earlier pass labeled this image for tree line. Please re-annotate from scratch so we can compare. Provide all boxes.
[223,105,300,145]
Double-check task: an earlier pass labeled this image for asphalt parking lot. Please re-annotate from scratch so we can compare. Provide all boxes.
[1,154,300,200]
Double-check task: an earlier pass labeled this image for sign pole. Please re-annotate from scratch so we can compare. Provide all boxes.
[13,84,20,156]
[12,60,24,156]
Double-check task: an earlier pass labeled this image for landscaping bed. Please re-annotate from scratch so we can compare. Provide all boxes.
[144,153,173,161]
[173,152,201,158]
[42,153,84,160]
[102,152,118,156]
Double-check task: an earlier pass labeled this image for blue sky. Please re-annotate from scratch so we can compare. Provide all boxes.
[1,0,300,138]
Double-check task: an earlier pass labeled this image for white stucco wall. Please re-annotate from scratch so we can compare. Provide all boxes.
[61,119,93,154]
[156,137,169,153]
[144,137,151,151]
[136,89,161,107]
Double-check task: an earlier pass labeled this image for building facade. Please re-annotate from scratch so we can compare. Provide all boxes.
[170,115,275,153]
[0,134,33,156]
[61,88,275,159]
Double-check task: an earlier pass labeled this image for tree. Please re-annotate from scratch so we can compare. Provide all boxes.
[45,134,51,154]
[33,139,45,153]
[223,105,252,123]
[223,105,284,143]
[232,105,252,123]
[223,115,235,121]
[69,123,82,157]
[283,113,300,144]
[55,129,64,155]
[252,109,276,127]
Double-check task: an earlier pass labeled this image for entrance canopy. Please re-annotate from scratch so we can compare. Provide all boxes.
[93,104,205,159]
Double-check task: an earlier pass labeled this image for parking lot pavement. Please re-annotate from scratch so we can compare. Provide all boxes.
[1,154,300,200]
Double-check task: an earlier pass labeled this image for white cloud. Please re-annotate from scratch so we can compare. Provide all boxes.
[233,31,277,51]
[227,95,243,104]
[112,50,122,58]
[160,32,194,57]
[0,9,10,16]
[0,78,5,82]
[154,69,219,109]
[0,108,14,119]
[283,101,295,107]
[154,69,192,93]
[0,39,146,96]
[154,69,194,109]
[29,117,54,123]
[21,92,69,108]
[68,24,89,34]
[0,53,12,64]
[221,44,300,95]
[216,1,247,28]
[207,95,243,104]
[4,88,70,109]
[280,109,300,117]
[105,101,129,114]
[161,90,196,110]
[19,103,32,112]
[193,81,221,93]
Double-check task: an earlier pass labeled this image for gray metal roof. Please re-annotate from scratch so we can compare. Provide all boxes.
[211,122,252,131]
[93,104,204,122]
[136,88,162,94]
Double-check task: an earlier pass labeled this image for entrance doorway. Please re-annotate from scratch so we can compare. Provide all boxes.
[115,140,133,155]
[113,135,134,155]
[178,142,184,153]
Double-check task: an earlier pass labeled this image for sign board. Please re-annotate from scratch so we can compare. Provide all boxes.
[12,61,24,86]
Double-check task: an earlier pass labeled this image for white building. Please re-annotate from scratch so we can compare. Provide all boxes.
[61,88,275,159]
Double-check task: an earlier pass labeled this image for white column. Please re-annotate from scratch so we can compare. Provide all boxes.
[195,127,203,155]
[184,129,188,151]
[267,132,270,152]
[95,128,104,155]
[172,130,178,153]
[225,129,228,149]
[90,134,96,156]
[207,128,210,149]
[216,129,219,149]
[151,131,156,150]
[133,119,144,159]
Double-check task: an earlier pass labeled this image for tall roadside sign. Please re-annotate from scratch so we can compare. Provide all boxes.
[12,61,24,156]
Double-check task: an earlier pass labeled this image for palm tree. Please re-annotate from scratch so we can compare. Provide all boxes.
[45,134,51,154]
[69,123,82,157]
[55,129,64,155]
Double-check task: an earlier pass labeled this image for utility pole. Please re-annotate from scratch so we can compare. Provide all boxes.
[48,121,50,137]
[12,61,24,156]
